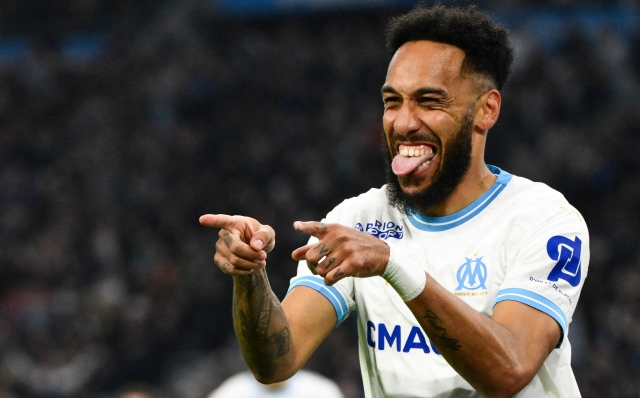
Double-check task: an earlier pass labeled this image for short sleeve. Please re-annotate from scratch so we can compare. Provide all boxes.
[494,205,589,347]
[287,210,356,327]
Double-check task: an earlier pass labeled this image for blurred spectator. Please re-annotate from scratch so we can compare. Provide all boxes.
[118,382,152,398]
[207,370,344,398]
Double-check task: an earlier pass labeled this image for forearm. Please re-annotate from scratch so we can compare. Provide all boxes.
[406,275,538,398]
[232,268,294,383]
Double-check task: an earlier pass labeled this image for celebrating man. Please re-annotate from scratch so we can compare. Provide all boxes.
[201,4,589,397]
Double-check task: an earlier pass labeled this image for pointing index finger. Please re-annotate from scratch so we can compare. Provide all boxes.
[199,214,238,230]
[293,221,329,237]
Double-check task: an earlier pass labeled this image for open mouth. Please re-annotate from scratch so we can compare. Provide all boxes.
[391,144,437,176]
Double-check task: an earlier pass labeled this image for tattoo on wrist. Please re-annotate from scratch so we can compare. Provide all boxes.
[423,310,462,351]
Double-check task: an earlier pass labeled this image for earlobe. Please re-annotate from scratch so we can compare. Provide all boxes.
[476,90,501,131]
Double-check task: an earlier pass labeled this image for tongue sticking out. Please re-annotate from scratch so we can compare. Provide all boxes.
[392,154,433,176]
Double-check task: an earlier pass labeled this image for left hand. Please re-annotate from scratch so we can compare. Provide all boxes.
[291,221,390,285]
[199,214,275,276]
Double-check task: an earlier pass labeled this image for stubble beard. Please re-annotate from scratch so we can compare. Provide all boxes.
[385,111,474,215]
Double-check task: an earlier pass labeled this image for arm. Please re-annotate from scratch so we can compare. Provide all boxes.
[406,275,560,398]
[200,214,336,384]
[293,221,560,397]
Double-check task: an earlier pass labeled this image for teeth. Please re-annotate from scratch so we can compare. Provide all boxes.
[398,145,434,157]
[417,160,431,170]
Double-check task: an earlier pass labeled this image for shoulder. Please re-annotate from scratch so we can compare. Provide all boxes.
[331,186,388,213]
[504,174,580,215]
[500,172,588,236]
[325,185,400,224]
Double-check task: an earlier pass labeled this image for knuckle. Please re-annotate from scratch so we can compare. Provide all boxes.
[227,252,238,263]
[213,252,223,264]
[345,243,357,255]
[214,256,228,273]
[223,262,234,274]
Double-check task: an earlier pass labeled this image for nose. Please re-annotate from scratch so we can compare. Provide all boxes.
[393,101,421,137]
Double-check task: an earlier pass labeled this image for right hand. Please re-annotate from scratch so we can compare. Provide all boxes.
[199,214,275,275]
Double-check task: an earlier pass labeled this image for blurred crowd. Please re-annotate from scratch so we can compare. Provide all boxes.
[0,1,639,397]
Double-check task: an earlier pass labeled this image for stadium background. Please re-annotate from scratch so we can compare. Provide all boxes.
[0,0,639,397]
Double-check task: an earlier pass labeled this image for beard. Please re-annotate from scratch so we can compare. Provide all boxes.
[385,111,474,215]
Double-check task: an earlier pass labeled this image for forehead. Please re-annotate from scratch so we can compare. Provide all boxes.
[385,40,467,91]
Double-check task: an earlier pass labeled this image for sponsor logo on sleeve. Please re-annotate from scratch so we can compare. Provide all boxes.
[546,235,582,287]
[355,220,403,240]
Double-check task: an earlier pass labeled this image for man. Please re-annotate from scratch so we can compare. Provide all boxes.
[207,369,344,398]
[200,4,589,397]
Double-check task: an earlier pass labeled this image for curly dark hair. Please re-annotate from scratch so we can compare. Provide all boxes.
[386,3,514,91]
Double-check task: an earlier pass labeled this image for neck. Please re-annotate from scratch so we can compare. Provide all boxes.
[419,162,497,217]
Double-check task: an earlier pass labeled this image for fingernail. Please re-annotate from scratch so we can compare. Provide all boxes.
[254,239,264,248]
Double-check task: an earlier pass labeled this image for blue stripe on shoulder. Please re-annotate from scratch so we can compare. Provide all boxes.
[494,288,567,348]
[288,276,350,326]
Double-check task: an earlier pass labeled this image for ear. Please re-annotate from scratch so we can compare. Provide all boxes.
[475,89,501,131]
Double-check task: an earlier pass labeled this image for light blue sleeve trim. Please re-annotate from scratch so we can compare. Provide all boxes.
[287,276,350,327]
[494,288,567,348]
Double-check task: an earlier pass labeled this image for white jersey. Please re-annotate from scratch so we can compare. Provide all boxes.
[207,370,344,398]
[288,166,589,398]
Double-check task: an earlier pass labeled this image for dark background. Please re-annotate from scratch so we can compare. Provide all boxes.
[0,0,639,397]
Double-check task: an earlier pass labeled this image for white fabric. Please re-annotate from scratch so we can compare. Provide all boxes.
[207,370,344,398]
[289,168,589,398]
[383,243,427,301]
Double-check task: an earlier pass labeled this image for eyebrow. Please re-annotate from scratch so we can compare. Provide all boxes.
[381,85,448,97]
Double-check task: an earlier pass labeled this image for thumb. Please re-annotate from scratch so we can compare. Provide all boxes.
[250,224,276,253]
[293,221,329,237]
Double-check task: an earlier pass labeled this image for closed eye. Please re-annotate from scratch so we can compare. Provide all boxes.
[418,97,440,105]
[383,96,402,109]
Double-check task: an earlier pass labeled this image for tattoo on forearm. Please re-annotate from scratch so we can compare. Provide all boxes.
[272,327,291,357]
[423,310,462,351]
[233,270,291,376]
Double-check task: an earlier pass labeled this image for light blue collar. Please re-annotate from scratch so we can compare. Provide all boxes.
[407,165,513,232]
